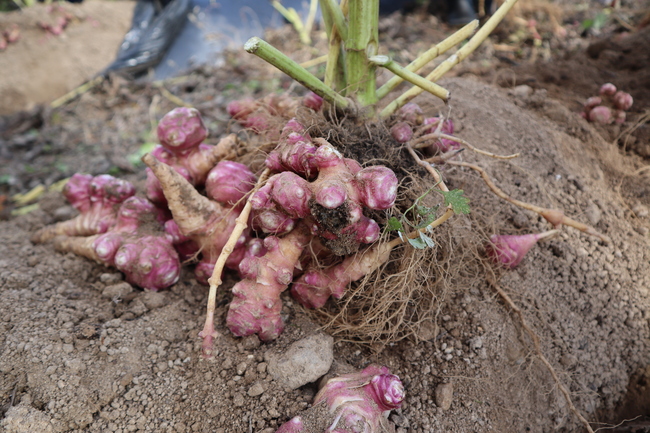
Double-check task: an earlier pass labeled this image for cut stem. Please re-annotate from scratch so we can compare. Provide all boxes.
[376,20,478,100]
[200,168,271,357]
[446,160,610,242]
[380,0,521,118]
[369,55,450,103]
[244,37,350,111]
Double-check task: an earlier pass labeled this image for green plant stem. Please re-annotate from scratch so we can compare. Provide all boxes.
[320,0,348,40]
[304,0,319,37]
[244,37,350,110]
[271,1,311,45]
[376,20,478,100]
[369,55,450,102]
[345,0,379,107]
[380,0,520,119]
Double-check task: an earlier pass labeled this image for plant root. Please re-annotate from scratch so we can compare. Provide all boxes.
[200,168,271,358]
[446,160,611,243]
[487,275,595,433]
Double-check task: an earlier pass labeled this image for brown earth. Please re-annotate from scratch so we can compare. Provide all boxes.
[0,1,134,115]
[1,3,650,433]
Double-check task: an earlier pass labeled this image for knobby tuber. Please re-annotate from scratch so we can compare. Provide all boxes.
[582,83,633,125]
[32,173,135,243]
[53,196,180,291]
[226,224,312,341]
[145,107,238,206]
[275,364,404,433]
[253,135,398,255]
[143,153,257,284]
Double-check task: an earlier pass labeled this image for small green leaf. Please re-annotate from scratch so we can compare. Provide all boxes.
[386,217,403,232]
[420,233,436,248]
[127,142,158,168]
[440,189,471,215]
[416,205,430,216]
[407,236,427,249]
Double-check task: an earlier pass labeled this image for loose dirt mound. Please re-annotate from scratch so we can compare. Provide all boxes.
[0,1,133,115]
[1,65,649,433]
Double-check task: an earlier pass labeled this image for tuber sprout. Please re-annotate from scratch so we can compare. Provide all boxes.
[487,230,559,269]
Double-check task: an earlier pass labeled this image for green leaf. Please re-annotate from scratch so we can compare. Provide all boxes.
[386,217,403,232]
[415,210,439,230]
[416,205,431,216]
[440,189,471,215]
[420,233,436,248]
[127,142,158,168]
[407,236,427,249]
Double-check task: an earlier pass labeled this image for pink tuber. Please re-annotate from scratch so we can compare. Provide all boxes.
[228,94,300,134]
[423,117,458,152]
[588,106,612,125]
[303,92,323,111]
[275,365,404,433]
[599,83,617,96]
[486,229,558,269]
[53,196,180,291]
[264,119,318,178]
[145,108,238,206]
[32,174,135,243]
[226,224,311,341]
[390,121,414,143]
[143,153,256,284]
[583,85,633,124]
[252,139,397,255]
[291,243,392,309]
[613,91,633,111]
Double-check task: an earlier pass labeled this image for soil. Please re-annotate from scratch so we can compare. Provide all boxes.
[0,1,134,115]
[1,2,650,433]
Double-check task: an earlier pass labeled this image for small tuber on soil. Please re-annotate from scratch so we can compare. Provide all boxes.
[486,230,558,269]
[52,196,180,291]
[275,364,404,433]
[32,173,135,243]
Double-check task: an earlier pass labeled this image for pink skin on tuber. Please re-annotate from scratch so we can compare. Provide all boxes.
[588,106,612,125]
[390,121,414,143]
[275,365,404,433]
[53,196,180,291]
[157,107,208,154]
[143,153,252,284]
[423,117,458,152]
[228,94,300,135]
[613,91,633,111]
[486,229,559,269]
[291,242,392,309]
[397,102,423,124]
[226,224,311,341]
[599,83,617,96]
[146,108,238,205]
[265,119,318,178]
[32,174,136,243]
[253,139,397,254]
[303,92,323,111]
[205,160,257,207]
